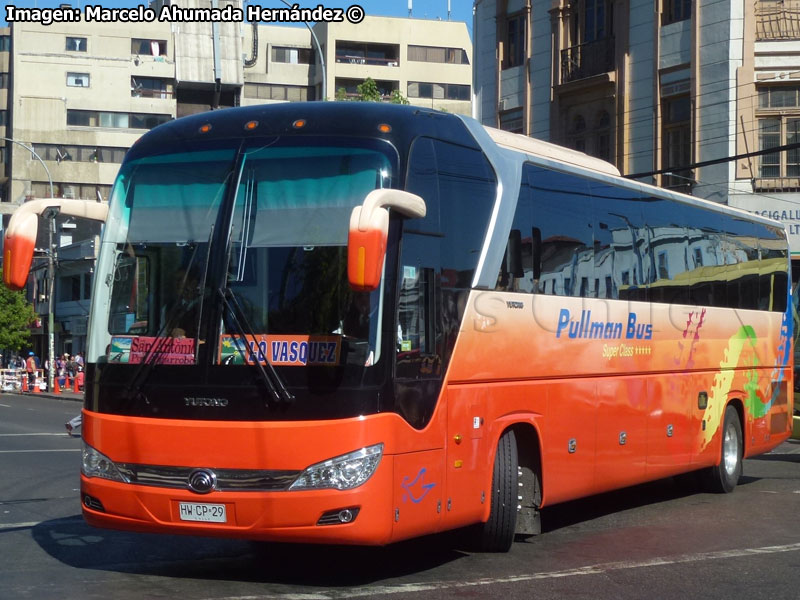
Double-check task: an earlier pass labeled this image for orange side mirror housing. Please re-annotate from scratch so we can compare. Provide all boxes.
[347,189,426,292]
[3,211,39,290]
[2,199,109,291]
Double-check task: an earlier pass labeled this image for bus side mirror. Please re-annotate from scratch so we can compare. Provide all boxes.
[348,189,426,292]
[3,210,39,290]
[3,199,109,291]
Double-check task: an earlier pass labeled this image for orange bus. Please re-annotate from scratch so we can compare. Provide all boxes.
[4,103,792,551]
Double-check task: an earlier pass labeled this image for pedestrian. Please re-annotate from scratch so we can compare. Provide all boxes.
[75,352,84,369]
[67,355,77,379]
[25,351,36,389]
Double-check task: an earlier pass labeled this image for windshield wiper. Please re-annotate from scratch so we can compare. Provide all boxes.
[218,286,294,405]
[122,240,206,402]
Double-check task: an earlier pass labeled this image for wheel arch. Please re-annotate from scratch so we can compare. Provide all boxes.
[725,396,746,461]
[489,415,544,506]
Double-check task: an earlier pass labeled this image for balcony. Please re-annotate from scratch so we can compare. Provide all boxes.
[753,177,800,192]
[335,42,399,67]
[756,0,800,40]
[561,37,615,84]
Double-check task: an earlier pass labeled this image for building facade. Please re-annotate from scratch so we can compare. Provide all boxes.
[241,15,472,114]
[474,0,800,270]
[0,3,472,359]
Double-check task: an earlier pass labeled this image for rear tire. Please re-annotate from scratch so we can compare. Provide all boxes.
[707,405,743,493]
[476,429,518,552]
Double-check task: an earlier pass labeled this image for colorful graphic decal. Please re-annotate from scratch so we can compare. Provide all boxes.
[109,336,196,364]
[400,468,436,504]
[219,334,341,366]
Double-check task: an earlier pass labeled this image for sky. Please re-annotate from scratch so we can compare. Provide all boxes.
[2,1,474,35]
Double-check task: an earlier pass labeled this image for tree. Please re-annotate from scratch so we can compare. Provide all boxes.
[337,77,411,104]
[356,78,383,102]
[0,269,37,352]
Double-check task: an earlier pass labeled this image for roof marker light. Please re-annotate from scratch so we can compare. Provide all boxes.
[377,123,392,133]
[244,120,259,131]
[293,119,307,129]
[199,124,212,134]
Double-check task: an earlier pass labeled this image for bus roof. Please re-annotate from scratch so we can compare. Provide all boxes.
[483,126,621,177]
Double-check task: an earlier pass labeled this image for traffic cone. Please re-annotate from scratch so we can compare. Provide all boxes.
[21,375,28,392]
[53,377,61,395]
[32,375,41,393]
[73,376,80,393]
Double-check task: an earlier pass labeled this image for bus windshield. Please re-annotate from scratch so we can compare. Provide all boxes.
[96,138,395,374]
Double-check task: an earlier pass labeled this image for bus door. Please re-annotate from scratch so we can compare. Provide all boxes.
[444,383,488,529]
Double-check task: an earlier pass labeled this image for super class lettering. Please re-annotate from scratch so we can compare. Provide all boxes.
[556,308,653,340]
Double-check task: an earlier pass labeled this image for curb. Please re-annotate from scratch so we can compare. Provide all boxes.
[5,391,84,402]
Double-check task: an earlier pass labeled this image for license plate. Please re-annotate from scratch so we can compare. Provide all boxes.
[179,502,227,523]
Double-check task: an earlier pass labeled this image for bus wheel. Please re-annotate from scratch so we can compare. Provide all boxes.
[707,405,743,493]
[476,429,519,552]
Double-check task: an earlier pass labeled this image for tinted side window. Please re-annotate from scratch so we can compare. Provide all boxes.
[494,163,788,312]
[589,181,646,301]
[401,137,496,376]
[722,216,760,310]
[525,165,593,296]
[759,223,788,312]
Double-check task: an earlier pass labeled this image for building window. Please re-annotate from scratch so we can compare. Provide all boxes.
[661,95,692,190]
[66,72,90,87]
[335,78,398,99]
[663,0,692,25]
[758,118,800,178]
[131,38,167,56]
[499,108,523,133]
[0,146,6,163]
[131,77,172,99]
[570,114,587,152]
[407,45,469,65]
[66,37,87,52]
[504,13,526,69]
[0,72,8,89]
[33,143,127,164]
[67,110,170,130]
[580,0,609,42]
[594,110,611,161]
[756,86,800,181]
[31,181,112,201]
[0,36,10,52]
[335,41,399,66]
[759,85,800,109]
[271,46,313,64]
[0,110,6,127]
[59,275,82,302]
[243,83,314,102]
[407,82,470,101]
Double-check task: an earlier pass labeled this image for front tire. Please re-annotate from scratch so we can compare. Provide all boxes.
[707,405,743,493]
[476,429,518,552]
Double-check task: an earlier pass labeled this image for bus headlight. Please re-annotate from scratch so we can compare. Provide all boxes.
[82,441,128,483]
[289,443,384,491]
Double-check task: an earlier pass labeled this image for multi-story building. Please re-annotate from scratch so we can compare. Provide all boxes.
[241,15,472,114]
[0,3,472,359]
[473,0,800,274]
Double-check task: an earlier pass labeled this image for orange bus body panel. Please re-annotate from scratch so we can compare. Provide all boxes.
[442,291,791,508]
[81,410,449,544]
